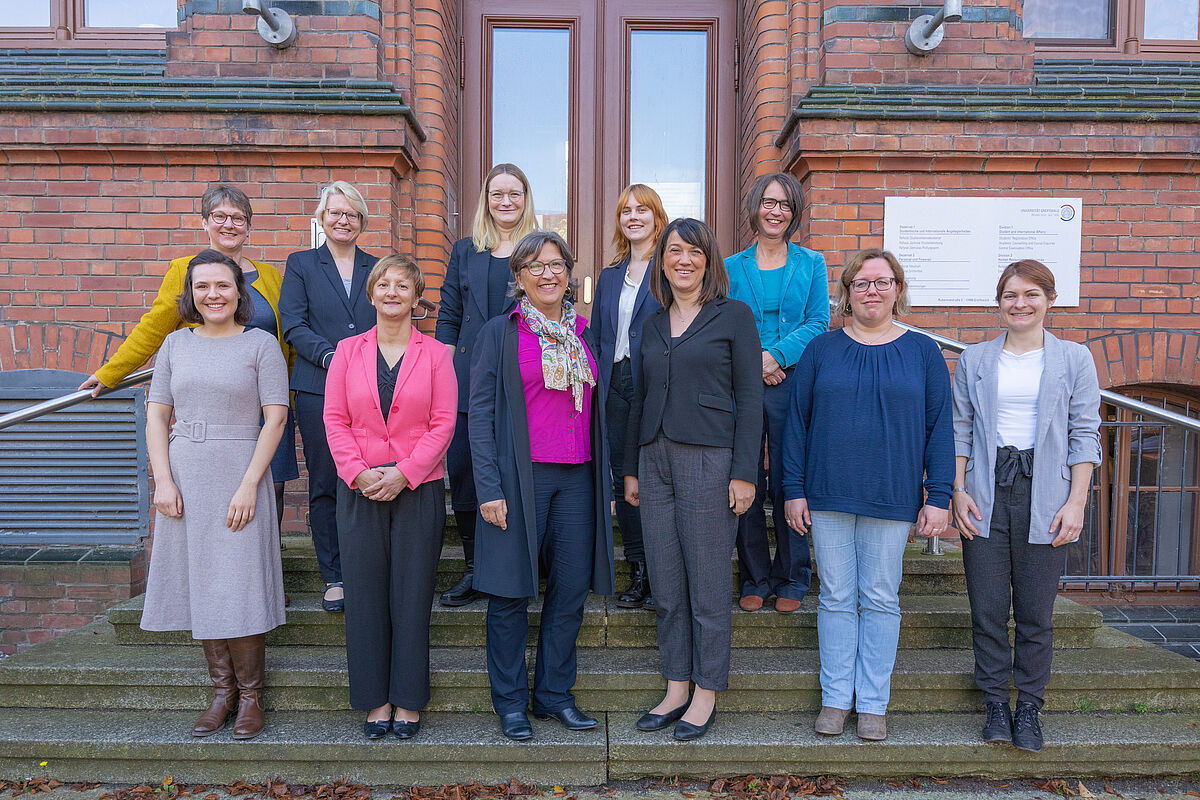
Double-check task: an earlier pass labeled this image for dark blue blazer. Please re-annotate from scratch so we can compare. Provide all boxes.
[593,256,661,394]
[280,244,378,395]
[467,313,615,599]
[434,237,517,409]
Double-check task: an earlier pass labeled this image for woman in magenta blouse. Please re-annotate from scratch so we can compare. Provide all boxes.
[468,230,615,742]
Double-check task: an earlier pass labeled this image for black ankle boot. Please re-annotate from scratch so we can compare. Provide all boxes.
[617,561,651,608]
[441,510,483,607]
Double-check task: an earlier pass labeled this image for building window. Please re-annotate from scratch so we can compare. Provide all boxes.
[0,0,176,47]
[1025,0,1200,55]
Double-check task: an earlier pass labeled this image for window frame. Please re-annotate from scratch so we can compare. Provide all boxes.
[0,0,175,48]
[1029,0,1200,57]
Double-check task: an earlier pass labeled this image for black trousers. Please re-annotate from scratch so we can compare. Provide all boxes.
[605,357,644,564]
[486,461,594,715]
[337,478,445,711]
[736,369,812,601]
[961,451,1067,709]
[446,411,477,513]
[294,389,341,584]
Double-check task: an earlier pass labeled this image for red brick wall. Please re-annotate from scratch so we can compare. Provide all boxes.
[0,553,147,655]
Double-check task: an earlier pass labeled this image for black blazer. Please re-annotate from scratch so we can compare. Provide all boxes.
[468,313,615,600]
[593,256,661,394]
[434,237,517,409]
[280,244,379,395]
[626,297,764,483]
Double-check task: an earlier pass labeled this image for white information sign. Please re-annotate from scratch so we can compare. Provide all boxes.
[883,197,1082,307]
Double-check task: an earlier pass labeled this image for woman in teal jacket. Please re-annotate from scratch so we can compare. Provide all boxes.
[725,172,829,612]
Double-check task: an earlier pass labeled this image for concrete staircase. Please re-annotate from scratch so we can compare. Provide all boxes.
[0,533,1198,784]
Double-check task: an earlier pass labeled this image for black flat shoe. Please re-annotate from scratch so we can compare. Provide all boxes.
[499,711,533,741]
[363,718,391,739]
[439,572,482,607]
[636,702,689,732]
[534,706,598,731]
[322,582,345,613]
[393,719,420,739]
[673,707,716,741]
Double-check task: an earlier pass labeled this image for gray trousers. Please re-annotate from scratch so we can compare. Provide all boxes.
[336,478,445,711]
[639,434,738,691]
[961,454,1067,709]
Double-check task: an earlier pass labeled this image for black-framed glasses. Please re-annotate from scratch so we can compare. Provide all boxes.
[522,259,568,276]
[209,211,249,228]
[850,277,896,293]
[326,209,362,223]
[760,197,793,213]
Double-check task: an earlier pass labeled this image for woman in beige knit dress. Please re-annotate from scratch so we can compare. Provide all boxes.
[139,249,289,740]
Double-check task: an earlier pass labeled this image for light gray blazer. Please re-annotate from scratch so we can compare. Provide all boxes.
[951,331,1102,544]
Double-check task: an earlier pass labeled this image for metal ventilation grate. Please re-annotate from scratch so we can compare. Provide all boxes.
[0,370,147,546]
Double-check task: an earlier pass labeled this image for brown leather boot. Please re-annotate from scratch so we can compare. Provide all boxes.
[193,639,238,737]
[228,633,267,740]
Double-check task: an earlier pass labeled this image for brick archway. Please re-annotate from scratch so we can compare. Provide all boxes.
[1085,331,1200,391]
[0,323,127,377]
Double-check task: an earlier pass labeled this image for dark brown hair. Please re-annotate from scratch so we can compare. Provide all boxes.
[649,218,728,308]
[996,258,1057,303]
[177,249,254,325]
[508,230,578,301]
[744,172,803,240]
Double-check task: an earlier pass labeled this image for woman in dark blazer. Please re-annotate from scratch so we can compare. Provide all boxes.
[435,163,539,607]
[469,231,614,742]
[279,181,378,613]
[324,254,458,741]
[624,218,763,742]
[952,259,1101,753]
[593,183,668,609]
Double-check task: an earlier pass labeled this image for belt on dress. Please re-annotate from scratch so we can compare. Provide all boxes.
[170,419,262,443]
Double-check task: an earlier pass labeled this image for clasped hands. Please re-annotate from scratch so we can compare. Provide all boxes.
[354,466,408,502]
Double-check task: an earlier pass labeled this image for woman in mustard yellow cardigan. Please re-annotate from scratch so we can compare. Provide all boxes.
[80,184,297,531]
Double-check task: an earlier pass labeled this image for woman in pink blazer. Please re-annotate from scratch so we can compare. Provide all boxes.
[324,254,457,741]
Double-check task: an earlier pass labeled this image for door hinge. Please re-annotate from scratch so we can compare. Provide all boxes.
[733,42,740,93]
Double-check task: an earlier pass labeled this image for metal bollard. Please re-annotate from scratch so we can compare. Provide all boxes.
[923,534,944,556]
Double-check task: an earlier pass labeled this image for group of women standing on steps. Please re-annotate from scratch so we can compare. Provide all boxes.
[100,166,1099,753]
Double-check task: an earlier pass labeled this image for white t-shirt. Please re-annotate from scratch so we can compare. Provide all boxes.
[996,347,1045,450]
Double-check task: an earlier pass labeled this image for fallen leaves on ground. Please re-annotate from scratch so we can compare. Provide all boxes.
[707,774,846,799]
[1032,778,1077,796]
[4,779,63,795]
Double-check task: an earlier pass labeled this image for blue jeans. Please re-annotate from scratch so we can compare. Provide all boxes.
[810,510,910,715]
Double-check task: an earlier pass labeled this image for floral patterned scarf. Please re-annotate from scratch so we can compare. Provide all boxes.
[519,295,596,412]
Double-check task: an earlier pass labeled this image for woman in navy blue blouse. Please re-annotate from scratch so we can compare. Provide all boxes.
[782,248,954,743]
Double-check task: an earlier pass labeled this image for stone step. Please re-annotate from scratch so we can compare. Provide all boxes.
[106,593,1101,649]
[605,710,1200,779]
[3,622,1195,714]
[0,708,605,785]
[280,538,968,595]
[0,707,1196,784]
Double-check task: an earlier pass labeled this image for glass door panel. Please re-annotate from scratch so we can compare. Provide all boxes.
[1,2,51,26]
[628,30,708,220]
[491,27,571,237]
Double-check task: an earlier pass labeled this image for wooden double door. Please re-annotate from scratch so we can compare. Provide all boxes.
[461,0,737,309]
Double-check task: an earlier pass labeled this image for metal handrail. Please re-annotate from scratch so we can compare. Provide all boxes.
[900,322,1200,435]
[0,369,154,432]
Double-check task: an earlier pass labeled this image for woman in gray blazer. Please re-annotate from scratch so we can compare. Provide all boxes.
[951,259,1101,754]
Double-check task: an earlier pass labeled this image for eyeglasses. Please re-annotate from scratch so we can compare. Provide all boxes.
[209,211,249,228]
[850,277,897,293]
[489,190,525,203]
[760,197,793,213]
[326,209,362,223]
[521,260,568,276]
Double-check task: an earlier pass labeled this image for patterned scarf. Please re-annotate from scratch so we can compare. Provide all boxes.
[519,295,596,412]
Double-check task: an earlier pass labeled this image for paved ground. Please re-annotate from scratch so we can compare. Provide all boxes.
[1094,605,1200,660]
[6,778,1200,800]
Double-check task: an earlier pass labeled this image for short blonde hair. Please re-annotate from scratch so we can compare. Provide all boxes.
[471,164,538,253]
[316,181,369,231]
[367,254,425,299]
[834,248,911,318]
